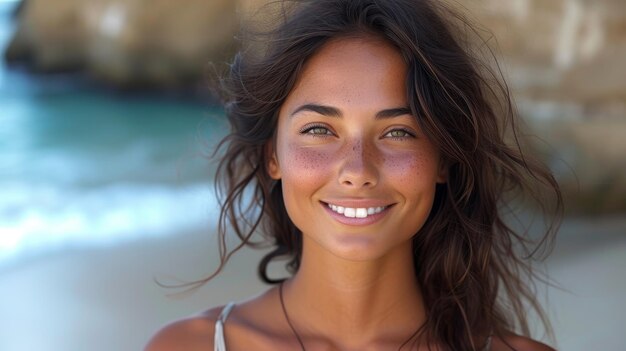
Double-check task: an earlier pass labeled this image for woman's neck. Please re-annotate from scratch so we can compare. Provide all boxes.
[282,237,427,349]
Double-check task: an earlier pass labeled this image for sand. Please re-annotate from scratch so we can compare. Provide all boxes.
[0,231,269,351]
[0,215,625,351]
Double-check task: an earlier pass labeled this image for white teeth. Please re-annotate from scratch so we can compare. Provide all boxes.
[330,205,345,214]
[344,208,356,218]
[327,203,387,218]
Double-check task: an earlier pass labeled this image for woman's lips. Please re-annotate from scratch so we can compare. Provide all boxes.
[325,202,388,218]
[321,201,394,225]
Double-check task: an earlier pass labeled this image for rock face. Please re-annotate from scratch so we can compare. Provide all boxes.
[4,0,626,212]
[464,0,626,102]
[459,0,626,214]
[6,0,238,88]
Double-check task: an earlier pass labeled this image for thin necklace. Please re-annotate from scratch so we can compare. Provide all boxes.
[278,282,423,351]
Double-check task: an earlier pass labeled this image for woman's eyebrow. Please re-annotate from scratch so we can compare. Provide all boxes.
[290,104,412,119]
[375,107,412,119]
[291,104,341,118]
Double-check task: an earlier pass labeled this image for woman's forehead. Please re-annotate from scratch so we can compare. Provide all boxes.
[282,36,408,115]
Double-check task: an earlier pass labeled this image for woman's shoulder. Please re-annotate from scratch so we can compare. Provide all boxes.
[144,287,282,351]
[143,305,225,351]
[492,332,556,351]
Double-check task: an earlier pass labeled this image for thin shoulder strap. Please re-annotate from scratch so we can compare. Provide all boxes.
[214,302,236,351]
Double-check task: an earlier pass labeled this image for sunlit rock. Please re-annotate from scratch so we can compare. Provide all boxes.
[459,0,626,213]
[5,0,88,71]
[5,0,238,88]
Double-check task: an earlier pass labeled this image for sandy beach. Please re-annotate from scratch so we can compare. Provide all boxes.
[0,215,625,351]
[0,230,267,351]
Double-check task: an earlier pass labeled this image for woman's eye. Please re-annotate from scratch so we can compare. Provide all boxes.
[384,129,414,138]
[301,126,332,135]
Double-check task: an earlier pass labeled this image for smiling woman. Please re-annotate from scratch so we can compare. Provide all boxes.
[146,1,562,350]
[267,37,446,263]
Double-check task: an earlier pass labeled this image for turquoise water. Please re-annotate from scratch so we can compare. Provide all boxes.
[0,2,227,266]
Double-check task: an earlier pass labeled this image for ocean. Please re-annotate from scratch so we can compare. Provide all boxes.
[0,1,227,267]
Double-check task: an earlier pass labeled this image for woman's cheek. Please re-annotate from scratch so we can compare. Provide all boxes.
[281,143,335,181]
[383,149,438,191]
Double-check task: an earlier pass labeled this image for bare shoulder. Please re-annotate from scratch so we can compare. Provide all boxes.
[145,287,282,351]
[492,332,556,351]
[143,305,224,351]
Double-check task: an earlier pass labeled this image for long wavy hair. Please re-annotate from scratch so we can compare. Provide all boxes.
[206,0,562,349]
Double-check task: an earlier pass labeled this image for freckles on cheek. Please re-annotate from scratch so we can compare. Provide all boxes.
[384,152,433,189]
[281,143,333,179]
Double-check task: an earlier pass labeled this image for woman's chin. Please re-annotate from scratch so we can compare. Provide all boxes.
[306,234,410,263]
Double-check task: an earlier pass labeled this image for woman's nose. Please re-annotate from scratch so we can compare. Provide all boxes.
[337,140,379,188]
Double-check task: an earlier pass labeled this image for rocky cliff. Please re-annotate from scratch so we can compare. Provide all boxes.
[5,0,238,89]
[463,0,626,213]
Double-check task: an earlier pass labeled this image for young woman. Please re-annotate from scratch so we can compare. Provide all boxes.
[146,0,562,350]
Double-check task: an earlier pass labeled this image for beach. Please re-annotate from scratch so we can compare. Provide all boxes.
[0,215,625,350]
[0,229,268,351]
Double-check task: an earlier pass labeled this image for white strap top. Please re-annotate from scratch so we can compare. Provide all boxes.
[214,302,235,351]
[213,302,492,351]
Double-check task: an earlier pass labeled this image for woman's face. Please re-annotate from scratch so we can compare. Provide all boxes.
[268,36,446,261]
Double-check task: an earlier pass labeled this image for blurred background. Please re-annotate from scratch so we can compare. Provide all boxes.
[0,0,624,350]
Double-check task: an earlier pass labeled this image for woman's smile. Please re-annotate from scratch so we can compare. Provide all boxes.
[325,202,388,218]
[322,200,394,226]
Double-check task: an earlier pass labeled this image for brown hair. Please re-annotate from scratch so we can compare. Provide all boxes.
[208,0,562,349]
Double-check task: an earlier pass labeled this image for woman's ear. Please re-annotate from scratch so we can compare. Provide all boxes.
[265,141,281,180]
